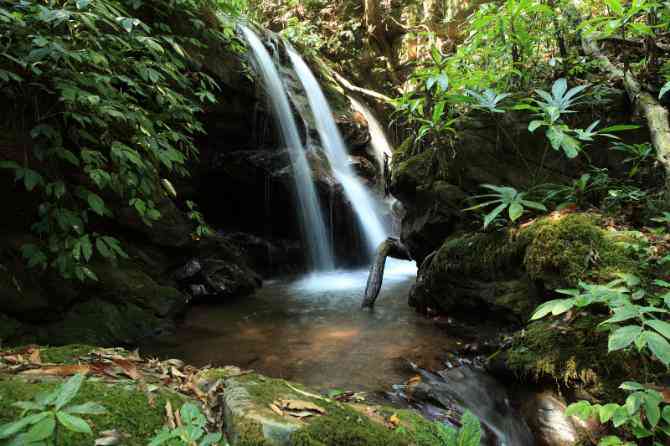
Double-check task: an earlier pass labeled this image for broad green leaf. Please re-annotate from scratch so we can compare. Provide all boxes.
[0,412,50,439]
[56,412,92,434]
[642,394,661,428]
[598,436,624,446]
[13,401,45,413]
[54,374,85,410]
[457,411,481,446]
[483,203,507,228]
[24,415,55,442]
[645,331,670,365]
[508,201,523,221]
[528,120,544,132]
[530,298,574,320]
[200,432,223,446]
[645,319,670,339]
[599,403,621,423]
[64,402,106,415]
[608,325,643,352]
[565,401,593,421]
[625,393,642,416]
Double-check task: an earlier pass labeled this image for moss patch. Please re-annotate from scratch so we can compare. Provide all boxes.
[518,213,642,285]
[227,374,448,446]
[505,317,664,400]
[0,376,186,445]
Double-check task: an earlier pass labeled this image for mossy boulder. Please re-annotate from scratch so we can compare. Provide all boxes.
[220,372,454,446]
[504,316,666,401]
[409,213,647,321]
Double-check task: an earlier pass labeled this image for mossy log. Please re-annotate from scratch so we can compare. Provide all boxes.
[582,38,670,197]
[362,237,412,308]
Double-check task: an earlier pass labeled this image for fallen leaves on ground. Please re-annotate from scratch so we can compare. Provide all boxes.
[272,399,326,419]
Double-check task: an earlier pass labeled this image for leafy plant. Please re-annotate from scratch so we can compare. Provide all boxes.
[440,410,482,446]
[466,89,511,113]
[465,185,547,228]
[531,275,670,366]
[566,382,670,444]
[0,374,105,446]
[581,0,659,40]
[186,201,212,240]
[0,0,239,281]
[148,402,223,446]
[611,142,655,177]
[537,171,610,209]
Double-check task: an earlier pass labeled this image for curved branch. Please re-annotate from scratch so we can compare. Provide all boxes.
[362,237,412,308]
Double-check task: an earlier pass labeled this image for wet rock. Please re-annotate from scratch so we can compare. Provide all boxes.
[406,365,535,446]
[520,391,595,446]
[350,155,378,180]
[224,233,303,276]
[198,259,262,299]
[174,259,203,281]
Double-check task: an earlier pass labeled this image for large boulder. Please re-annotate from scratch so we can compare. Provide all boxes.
[409,213,646,322]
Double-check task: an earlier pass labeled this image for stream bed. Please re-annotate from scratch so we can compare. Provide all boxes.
[141,259,455,392]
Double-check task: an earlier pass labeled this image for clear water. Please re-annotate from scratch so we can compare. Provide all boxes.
[287,47,388,256]
[141,259,454,391]
[241,27,334,270]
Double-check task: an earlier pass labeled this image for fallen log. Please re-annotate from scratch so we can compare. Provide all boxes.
[582,38,670,197]
[362,237,412,308]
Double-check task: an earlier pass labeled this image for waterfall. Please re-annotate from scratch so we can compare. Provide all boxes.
[348,95,393,174]
[286,47,388,257]
[241,26,334,271]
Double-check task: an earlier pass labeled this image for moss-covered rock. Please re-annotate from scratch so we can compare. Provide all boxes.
[504,316,665,401]
[221,372,453,446]
[409,213,648,321]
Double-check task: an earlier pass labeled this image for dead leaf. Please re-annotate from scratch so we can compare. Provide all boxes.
[95,429,126,445]
[270,403,284,417]
[28,349,41,365]
[387,414,400,428]
[287,411,316,419]
[113,358,142,380]
[170,366,186,378]
[20,364,91,376]
[165,401,176,430]
[277,399,326,415]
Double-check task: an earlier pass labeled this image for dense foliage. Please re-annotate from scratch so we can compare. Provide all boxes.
[0,0,245,281]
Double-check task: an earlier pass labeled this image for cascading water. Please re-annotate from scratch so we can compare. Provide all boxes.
[286,46,388,257]
[348,95,393,174]
[241,26,334,271]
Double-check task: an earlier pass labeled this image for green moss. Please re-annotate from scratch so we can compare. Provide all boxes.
[0,376,186,445]
[505,317,663,400]
[40,344,96,364]
[229,374,446,446]
[233,415,273,446]
[519,213,642,285]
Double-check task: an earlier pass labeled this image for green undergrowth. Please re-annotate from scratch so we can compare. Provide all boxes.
[0,376,186,446]
[506,317,665,400]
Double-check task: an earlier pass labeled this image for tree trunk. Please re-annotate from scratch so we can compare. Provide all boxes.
[362,237,412,308]
[582,38,670,197]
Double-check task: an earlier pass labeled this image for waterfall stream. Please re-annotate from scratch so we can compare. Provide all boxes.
[287,46,388,257]
[241,26,334,270]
